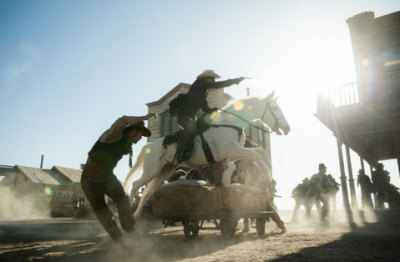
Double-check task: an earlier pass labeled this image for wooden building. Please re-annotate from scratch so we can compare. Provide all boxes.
[315,11,400,220]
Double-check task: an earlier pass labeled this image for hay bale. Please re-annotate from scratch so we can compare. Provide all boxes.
[151,182,270,216]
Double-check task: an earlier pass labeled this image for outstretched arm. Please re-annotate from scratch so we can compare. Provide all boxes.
[208,77,247,89]
[124,113,156,123]
[100,113,156,143]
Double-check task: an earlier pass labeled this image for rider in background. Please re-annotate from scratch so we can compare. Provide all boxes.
[371,163,390,209]
[175,70,245,163]
[357,169,374,209]
[309,163,332,225]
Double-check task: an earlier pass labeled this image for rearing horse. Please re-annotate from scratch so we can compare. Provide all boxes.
[123,91,290,219]
[210,91,290,191]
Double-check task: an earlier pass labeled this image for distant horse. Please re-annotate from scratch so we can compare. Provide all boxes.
[291,178,315,221]
[291,176,339,222]
[123,92,290,219]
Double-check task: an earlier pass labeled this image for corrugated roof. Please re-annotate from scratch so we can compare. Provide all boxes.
[53,166,82,183]
[16,165,61,185]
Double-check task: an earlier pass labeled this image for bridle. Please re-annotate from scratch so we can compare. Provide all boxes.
[261,98,285,132]
[218,97,285,134]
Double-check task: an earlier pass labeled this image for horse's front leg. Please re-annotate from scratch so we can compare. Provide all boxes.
[134,177,162,219]
[130,175,154,206]
[292,200,301,222]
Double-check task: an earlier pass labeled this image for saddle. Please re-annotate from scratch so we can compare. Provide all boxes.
[162,119,215,164]
[185,161,230,186]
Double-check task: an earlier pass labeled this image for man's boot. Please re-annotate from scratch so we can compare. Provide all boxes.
[177,130,193,163]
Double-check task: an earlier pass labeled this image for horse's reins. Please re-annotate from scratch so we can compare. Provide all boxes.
[219,98,282,134]
[218,109,272,134]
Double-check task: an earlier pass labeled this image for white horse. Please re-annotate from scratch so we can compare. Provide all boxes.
[210,91,290,192]
[123,91,290,219]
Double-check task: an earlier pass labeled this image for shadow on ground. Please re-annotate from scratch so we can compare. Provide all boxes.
[270,209,400,262]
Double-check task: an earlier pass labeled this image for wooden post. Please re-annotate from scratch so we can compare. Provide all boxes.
[337,138,356,228]
[370,162,378,209]
[345,145,358,210]
[40,154,44,169]
[360,157,365,172]
[393,131,400,179]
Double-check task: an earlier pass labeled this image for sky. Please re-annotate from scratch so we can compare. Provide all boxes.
[1,0,399,210]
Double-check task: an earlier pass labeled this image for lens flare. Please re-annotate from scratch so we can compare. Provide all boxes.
[208,111,221,123]
[234,101,244,111]
[145,147,151,154]
[44,187,53,196]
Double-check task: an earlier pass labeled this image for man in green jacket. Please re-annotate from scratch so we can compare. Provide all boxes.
[81,113,155,242]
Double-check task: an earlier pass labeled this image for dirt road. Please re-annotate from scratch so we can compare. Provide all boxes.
[1,210,399,262]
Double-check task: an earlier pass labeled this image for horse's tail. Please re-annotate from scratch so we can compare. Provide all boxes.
[123,145,145,192]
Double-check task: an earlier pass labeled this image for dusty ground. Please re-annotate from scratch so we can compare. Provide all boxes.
[0,210,399,262]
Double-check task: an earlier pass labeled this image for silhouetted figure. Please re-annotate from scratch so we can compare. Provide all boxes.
[170,70,245,163]
[309,163,332,225]
[371,163,390,209]
[326,174,340,211]
[357,169,374,209]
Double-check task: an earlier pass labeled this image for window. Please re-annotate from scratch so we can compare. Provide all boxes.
[161,113,179,136]
[257,129,264,145]
[247,124,265,148]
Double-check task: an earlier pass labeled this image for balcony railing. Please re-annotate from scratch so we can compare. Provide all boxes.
[317,70,400,115]
[316,82,359,115]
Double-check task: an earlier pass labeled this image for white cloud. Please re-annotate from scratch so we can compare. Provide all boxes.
[1,41,43,94]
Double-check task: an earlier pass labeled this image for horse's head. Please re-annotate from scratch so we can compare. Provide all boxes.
[261,91,291,135]
[216,92,291,135]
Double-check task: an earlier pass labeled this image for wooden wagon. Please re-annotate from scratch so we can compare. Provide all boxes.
[151,180,276,239]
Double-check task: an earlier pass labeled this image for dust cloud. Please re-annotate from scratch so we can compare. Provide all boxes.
[0,185,50,221]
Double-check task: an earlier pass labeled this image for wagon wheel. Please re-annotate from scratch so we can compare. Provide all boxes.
[256,218,266,236]
[220,218,238,238]
[183,220,200,239]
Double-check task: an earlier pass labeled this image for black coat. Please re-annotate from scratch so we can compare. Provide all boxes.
[179,78,238,119]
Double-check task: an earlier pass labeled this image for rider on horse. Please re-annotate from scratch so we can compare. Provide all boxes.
[172,70,245,163]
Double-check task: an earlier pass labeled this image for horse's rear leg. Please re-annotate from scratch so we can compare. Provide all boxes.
[225,146,271,194]
[221,162,237,187]
[133,164,174,219]
[252,147,273,183]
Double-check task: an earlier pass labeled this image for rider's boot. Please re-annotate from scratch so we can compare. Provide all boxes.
[177,129,194,163]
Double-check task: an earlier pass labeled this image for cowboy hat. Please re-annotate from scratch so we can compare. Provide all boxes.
[124,121,152,137]
[196,70,221,80]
